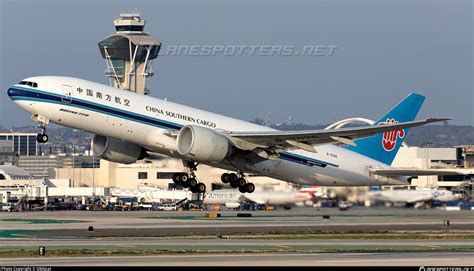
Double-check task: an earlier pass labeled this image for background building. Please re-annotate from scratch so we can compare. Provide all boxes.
[0,133,37,164]
[392,146,473,189]
[17,154,99,178]
[50,158,295,191]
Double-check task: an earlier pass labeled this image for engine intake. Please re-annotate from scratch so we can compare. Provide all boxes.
[92,135,146,164]
[177,125,232,162]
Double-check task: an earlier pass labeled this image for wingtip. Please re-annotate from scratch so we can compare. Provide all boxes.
[427,117,452,123]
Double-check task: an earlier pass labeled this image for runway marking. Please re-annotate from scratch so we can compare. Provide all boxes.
[275,245,291,249]
[420,245,442,249]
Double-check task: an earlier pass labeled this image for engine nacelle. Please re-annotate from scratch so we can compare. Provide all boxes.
[177,125,232,162]
[92,135,145,164]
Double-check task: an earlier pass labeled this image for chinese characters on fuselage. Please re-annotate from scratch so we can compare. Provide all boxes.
[76,87,131,106]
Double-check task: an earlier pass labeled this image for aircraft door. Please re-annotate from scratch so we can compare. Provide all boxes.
[61,85,73,103]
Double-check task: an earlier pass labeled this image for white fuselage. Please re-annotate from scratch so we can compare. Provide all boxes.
[369,189,457,203]
[203,189,313,206]
[8,76,407,187]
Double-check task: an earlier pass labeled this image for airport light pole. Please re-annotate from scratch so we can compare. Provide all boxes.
[92,152,96,208]
[72,146,75,187]
[422,141,433,188]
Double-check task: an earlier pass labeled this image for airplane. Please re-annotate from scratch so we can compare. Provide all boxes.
[203,187,323,209]
[7,76,455,194]
[368,188,457,205]
[298,186,327,199]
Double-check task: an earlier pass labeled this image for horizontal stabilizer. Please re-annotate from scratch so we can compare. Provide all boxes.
[368,168,465,177]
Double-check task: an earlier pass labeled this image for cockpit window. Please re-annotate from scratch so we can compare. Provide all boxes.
[18,81,38,88]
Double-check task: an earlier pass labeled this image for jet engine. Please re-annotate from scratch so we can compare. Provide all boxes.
[177,125,232,162]
[92,135,146,164]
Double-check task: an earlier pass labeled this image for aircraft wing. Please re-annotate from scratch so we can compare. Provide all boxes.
[368,168,464,177]
[225,118,449,155]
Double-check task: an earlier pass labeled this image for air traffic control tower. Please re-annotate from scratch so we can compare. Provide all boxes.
[98,13,161,95]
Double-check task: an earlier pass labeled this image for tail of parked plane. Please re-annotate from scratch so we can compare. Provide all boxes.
[345,92,425,165]
[297,186,328,198]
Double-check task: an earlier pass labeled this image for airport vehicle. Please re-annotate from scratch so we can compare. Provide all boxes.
[8,77,455,193]
[338,201,352,211]
[368,188,457,205]
[203,187,323,209]
[156,203,177,211]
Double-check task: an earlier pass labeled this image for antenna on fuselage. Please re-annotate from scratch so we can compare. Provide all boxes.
[98,12,161,95]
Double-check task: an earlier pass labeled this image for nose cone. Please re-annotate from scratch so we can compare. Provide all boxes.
[7,87,17,100]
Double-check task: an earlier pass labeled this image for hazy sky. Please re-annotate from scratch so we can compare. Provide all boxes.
[1,0,472,128]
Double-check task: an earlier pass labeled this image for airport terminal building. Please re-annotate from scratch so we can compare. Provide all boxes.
[0,129,472,193]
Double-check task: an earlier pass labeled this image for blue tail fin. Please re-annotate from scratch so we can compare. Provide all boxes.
[345,92,425,165]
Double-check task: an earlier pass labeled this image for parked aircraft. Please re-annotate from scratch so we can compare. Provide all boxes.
[203,187,324,209]
[368,188,457,205]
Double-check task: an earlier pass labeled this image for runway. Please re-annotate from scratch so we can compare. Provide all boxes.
[1,207,473,237]
[2,238,473,252]
[2,252,473,266]
[1,207,473,266]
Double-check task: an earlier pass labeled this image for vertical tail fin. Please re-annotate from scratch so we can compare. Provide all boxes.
[345,92,425,165]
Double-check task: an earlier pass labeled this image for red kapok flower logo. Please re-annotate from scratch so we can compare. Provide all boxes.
[377,119,405,151]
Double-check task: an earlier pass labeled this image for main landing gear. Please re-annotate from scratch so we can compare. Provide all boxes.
[32,114,49,143]
[172,161,206,193]
[221,173,255,193]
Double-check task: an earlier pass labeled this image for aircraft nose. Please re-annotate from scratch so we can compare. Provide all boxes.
[7,87,17,100]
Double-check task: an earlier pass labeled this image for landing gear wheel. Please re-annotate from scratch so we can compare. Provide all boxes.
[245,183,255,193]
[221,173,230,183]
[236,178,246,187]
[182,180,190,188]
[190,185,198,193]
[230,179,239,188]
[229,173,238,182]
[238,186,247,193]
[36,133,48,143]
[172,173,182,183]
[188,178,198,188]
[196,183,206,193]
[173,173,188,186]
[179,174,188,183]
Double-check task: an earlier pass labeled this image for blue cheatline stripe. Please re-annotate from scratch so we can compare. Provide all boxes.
[8,86,338,168]
[14,85,178,127]
[9,87,182,130]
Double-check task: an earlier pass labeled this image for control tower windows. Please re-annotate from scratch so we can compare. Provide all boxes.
[112,60,125,83]
[115,25,143,32]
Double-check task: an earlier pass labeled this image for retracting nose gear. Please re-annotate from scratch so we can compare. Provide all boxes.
[31,114,49,143]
